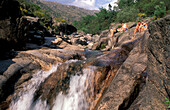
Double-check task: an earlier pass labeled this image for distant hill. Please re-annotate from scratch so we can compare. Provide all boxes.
[34,1,98,22]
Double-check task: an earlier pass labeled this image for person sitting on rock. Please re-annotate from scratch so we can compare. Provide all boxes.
[110,28,115,38]
[140,22,148,31]
[117,23,128,32]
[110,28,118,36]
[122,23,128,32]
[108,28,115,46]
[134,21,141,34]
[139,21,144,32]
[107,27,117,50]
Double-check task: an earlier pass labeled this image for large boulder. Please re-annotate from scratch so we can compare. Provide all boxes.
[129,15,170,109]
[0,0,22,56]
[0,1,46,59]
[22,16,45,45]
[97,31,149,110]
[97,15,170,110]
[0,0,55,59]
[58,23,77,35]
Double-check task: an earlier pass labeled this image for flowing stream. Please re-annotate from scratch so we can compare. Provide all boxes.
[10,60,95,110]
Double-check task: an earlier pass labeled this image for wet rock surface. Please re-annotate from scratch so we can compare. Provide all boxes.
[26,36,140,109]
[0,48,86,109]
[0,35,142,110]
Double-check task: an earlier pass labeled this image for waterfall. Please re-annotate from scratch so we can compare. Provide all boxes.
[10,60,95,110]
[10,63,61,110]
[52,66,95,110]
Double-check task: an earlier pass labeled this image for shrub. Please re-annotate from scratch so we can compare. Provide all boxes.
[137,13,147,18]
[154,2,166,18]
[34,10,45,18]
[116,7,139,22]
[20,7,29,15]
[100,42,107,49]
[54,17,66,23]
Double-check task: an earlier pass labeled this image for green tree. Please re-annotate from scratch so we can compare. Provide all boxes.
[154,2,166,18]
[116,7,139,22]
[118,0,135,9]
[73,8,117,34]
[73,0,169,35]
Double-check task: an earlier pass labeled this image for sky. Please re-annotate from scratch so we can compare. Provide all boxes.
[45,0,118,10]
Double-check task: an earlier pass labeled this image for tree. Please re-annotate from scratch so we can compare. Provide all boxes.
[118,0,134,9]
[108,4,112,11]
[73,8,116,34]
[154,2,166,18]
[116,7,139,22]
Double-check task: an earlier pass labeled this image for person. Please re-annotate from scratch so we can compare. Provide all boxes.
[122,23,128,32]
[134,21,141,34]
[110,28,115,38]
[134,21,148,38]
[106,27,117,50]
[117,23,128,32]
[139,21,144,32]
[108,28,115,49]
[140,22,148,31]
[110,28,118,35]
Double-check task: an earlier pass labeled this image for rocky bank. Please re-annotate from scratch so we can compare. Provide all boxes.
[97,15,170,110]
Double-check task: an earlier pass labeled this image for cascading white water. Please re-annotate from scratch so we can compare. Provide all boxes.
[10,63,61,110]
[52,66,95,110]
[10,60,95,110]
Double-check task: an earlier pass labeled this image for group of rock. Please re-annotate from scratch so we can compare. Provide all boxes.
[0,0,169,110]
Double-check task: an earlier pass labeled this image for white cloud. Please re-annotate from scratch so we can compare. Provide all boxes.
[98,0,117,10]
[71,0,98,10]
[45,0,118,10]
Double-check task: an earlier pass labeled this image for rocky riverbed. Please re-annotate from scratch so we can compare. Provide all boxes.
[0,0,169,109]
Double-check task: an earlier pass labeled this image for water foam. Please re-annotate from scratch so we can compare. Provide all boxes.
[52,66,95,110]
[10,60,95,110]
[10,63,60,110]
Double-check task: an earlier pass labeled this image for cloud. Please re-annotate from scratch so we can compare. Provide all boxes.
[71,0,98,10]
[98,0,117,10]
[45,0,118,10]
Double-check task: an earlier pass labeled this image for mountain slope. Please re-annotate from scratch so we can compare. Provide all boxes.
[35,1,98,22]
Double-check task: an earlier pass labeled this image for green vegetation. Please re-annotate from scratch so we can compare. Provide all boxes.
[100,42,107,49]
[165,97,170,109]
[73,0,170,34]
[53,17,67,24]
[154,2,166,18]
[36,1,96,23]
[17,0,169,35]
[18,0,53,29]
[73,8,117,34]
[116,7,139,23]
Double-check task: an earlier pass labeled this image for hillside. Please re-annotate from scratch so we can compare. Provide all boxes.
[35,1,98,22]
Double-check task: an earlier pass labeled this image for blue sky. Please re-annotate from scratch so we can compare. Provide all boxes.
[45,0,118,10]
